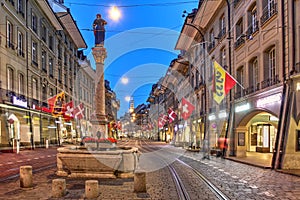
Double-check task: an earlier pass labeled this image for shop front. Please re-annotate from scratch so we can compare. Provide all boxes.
[233,88,282,158]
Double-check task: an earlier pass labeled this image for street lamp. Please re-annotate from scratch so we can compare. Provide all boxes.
[223,0,233,157]
[181,16,210,158]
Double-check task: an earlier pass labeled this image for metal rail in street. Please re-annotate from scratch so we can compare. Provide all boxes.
[137,139,230,200]
[176,158,230,200]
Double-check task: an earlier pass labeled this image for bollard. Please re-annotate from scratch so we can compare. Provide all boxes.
[85,180,99,199]
[52,179,66,198]
[46,139,49,149]
[17,140,20,154]
[20,166,33,188]
[134,171,146,193]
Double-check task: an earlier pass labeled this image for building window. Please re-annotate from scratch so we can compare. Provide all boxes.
[69,57,72,71]
[269,47,276,80]
[49,34,53,50]
[42,84,47,103]
[31,12,37,33]
[191,73,194,89]
[49,58,53,77]
[261,0,277,25]
[220,47,226,67]
[208,29,215,52]
[218,14,226,39]
[236,66,244,98]
[64,73,68,86]
[58,67,62,82]
[17,31,24,57]
[196,70,199,87]
[41,23,46,42]
[7,67,14,91]
[247,4,258,35]
[32,41,38,66]
[6,20,14,49]
[18,73,24,94]
[64,51,67,65]
[18,0,24,17]
[235,18,245,48]
[262,46,277,89]
[248,58,259,93]
[42,51,46,72]
[32,78,38,99]
[58,44,62,59]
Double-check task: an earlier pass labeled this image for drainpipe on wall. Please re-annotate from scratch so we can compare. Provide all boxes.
[25,0,34,150]
[223,0,234,157]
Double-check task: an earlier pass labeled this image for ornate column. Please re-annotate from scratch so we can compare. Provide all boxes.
[91,45,107,138]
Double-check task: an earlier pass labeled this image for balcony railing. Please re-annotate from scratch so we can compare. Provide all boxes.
[261,75,280,89]
[234,90,244,99]
[261,3,278,26]
[217,27,226,40]
[207,41,215,52]
[234,36,245,49]
[244,83,260,95]
[246,21,259,36]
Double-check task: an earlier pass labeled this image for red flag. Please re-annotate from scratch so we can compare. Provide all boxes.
[47,95,57,112]
[51,92,65,117]
[158,114,168,128]
[213,61,237,104]
[63,101,74,120]
[73,103,84,119]
[181,98,195,120]
[117,121,122,130]
[168,108,177,123]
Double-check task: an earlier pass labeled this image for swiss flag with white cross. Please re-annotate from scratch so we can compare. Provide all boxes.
[168,108,177,123]
[73,103,84,120]
[181,97,195,120]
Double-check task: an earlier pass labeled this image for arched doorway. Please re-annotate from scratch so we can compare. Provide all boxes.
[246,112,278,153]
[236,110,278,157]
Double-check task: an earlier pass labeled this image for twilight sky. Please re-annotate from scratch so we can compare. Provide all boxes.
[66,0,197,117]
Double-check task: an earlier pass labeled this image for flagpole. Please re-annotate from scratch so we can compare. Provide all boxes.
[224,68,244,89]
[216,61,245,89]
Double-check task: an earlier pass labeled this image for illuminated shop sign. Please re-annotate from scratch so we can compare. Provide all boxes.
[208,114,216,121]
[218,110,227,119]
[13,96,28,108]
[235,103,250,113]
[257,93,282,107]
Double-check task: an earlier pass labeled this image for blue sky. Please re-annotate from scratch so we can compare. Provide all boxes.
[66,0,197,117]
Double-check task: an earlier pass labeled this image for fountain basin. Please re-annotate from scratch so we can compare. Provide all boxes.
[56,146,138,178]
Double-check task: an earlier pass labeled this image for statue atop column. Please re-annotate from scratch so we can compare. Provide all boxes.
[93,14,107,46]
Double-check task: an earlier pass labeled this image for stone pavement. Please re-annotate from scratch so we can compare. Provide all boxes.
[0,162,178,200]
[0,144,300,199]
[224,152,300,177]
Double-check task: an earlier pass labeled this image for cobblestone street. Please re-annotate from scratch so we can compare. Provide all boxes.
[1,145,300,199]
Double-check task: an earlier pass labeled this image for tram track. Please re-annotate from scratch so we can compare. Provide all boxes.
[137,139,230,200]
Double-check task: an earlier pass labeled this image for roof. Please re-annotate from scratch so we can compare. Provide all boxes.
[193,0,222,29]
[36,0,63,30]
[175,1,222,51]
[175,11,200,51]
[56,12,87,49]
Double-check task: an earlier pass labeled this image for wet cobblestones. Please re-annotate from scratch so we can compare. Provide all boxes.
[1,145,300,199]
[181,153,300,200]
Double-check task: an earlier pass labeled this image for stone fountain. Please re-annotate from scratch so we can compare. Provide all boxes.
[56,145,138,178]
[56,23,139,178]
